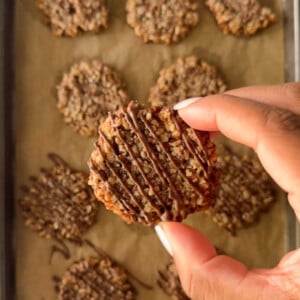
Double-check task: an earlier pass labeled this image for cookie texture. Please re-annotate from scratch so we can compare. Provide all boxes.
[36,0,109,37]
[88,101,218,226]
[126,0,199,44]
[19,154,99,243]
[149,56,226,107]
[57,60,129,137]
[207,146,276,234]
[158,260,190,300]
[158,250,224,299]
[58,256,136,299]
[205,0,276,36]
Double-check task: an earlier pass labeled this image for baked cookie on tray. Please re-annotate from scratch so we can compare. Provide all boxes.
[126,0,199,44]
[58,256,136,300]
[158,260,190,300]
[19,154,99,244]
[36,0,109,37]
[207,146,276,234]
[205,0,276,36]
[57,60,129,137]
[88,101,218,226]
[148,56,227,107]
[158,247,224,300]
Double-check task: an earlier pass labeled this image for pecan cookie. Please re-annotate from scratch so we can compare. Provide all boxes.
[58,256,136,299]
[158,260,190,300]
[205,0,276,36]
[88,101,218,226]
[19,154,99,243]
[149,56,226,107]
[158,247,224,300]
[36,0,109,37]
[207,146,276,234]
[126,0,199,44]
[57,60,129,137]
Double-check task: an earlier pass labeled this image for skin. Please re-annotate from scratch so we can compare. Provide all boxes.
[159,83,300,300]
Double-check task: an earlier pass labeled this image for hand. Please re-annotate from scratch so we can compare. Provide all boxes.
[156,83,300,300]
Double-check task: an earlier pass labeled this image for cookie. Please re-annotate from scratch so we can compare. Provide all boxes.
[88,101,218,226]
[36,0,109,37]
[126,0,199,44]
[158,260,190,300]
[205,0,276,36]
[207,146,276,234]
[158,248,224,300]
[148,56,226,107]
[19,154,99,243]
[57,60,129,137]
[58,256,136,299]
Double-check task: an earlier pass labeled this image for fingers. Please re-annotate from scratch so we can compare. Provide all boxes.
[225,83,300,115]
[177,95,300,219]
[158,222,287,300]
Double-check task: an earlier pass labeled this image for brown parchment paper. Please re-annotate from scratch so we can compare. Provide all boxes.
[15,0,285,299]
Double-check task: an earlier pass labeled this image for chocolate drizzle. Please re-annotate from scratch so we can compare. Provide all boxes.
[97,133,156,214]
[207,145,276,234]
[68,268,105,296]
[84,239,153,291]
[96,139,141,208]
[48,153,69,167]
[57,251,137,299]
[88,101,217,225]
[115,123,168,210]
[172,115,209,175]
[52,275,61,294]
[49,239,71,264]
[141,113,205,197]
[19,153,99,243]
[127,103,185,216]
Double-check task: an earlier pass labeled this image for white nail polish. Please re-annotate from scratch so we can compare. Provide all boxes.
[155,225,173,256]
[173,97,202,111]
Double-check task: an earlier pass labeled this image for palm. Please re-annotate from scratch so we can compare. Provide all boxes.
[157,83,300,300]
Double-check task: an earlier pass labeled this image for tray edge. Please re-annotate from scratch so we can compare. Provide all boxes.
[0,1,16,300]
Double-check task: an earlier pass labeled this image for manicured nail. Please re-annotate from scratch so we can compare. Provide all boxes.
[173,97,202,111]
[155,225,173,256]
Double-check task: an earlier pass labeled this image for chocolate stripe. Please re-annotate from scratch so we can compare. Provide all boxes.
[99,126,161,217]
[115,127,167,209]
[95,140,149,221]
[124,105,169,187]
[171,115,209,178]
[89,159,136,214]
[143,113,204,198]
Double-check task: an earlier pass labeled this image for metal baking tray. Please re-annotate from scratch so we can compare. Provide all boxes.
[1,1,16,299]
[0,1,299,299]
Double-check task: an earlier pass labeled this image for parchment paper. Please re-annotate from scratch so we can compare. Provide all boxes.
[15,0,285,299]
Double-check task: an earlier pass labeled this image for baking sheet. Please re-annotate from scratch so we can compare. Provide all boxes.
[15,0,286,299]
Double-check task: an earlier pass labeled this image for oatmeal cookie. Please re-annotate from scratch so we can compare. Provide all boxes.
[205,0,276,36]
[19,154,99,243]
[207,146,276,234]
[88,101,218,226]
[36,0,109,37]
[158,260,190,300]
[148,56,226,107]
[158,249,224,300]
[58,256,136,299]
[126,0,199,44]
[57,60,129,137]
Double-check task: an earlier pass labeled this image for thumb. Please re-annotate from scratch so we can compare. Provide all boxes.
[156,222,286,300]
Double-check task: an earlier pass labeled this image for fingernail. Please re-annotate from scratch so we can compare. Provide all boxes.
[173,97,202,111]
[155,225,173,256]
